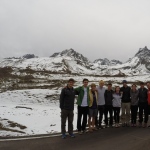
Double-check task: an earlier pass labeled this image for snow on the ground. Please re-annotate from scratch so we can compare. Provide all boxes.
[0,89,77,137]
[0,74,149,137]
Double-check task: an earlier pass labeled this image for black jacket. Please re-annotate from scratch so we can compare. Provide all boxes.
[60,86,76,110]
[138,88,148,103]
[104,90,113,105]
[120,86,131,103]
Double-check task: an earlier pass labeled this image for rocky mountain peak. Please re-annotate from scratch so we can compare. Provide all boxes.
[135,46,150,58]
[111,59,122,65]
[50,48,90,63]
[22,54,37,59]
[94,58,122,66]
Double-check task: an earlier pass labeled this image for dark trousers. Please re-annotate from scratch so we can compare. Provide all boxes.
[139,102,148,123]
[131,105,138,124]
[61,109,74,134]
[95,105,105,126]
[104,105,113,125]
[77,106,89,131]
[113,107,120,123]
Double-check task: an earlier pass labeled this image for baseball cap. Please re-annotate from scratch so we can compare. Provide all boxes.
[122,80,127,83]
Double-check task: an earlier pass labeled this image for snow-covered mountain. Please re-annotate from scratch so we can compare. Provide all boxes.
[0,49,95,75]
[106,46,150,76]
[0,47,150,76]
[93,58,122,66]
[50,48,92,69]
[22,54,38,59]
[50,48,90,64]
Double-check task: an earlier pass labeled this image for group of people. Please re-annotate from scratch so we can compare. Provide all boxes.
[59,78,150,139]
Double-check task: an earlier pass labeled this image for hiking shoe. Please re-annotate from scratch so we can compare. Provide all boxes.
[143,123,147,128]
[82,129,88,133]
[69,133,75,138]
[99,125,104,129]
[92,127,98,131]
[122,123,126,127]
[139,123,142,128]
[62,134,66,139]
[115,124,118,128]
[78,131,82,135]
[88,128,93,133]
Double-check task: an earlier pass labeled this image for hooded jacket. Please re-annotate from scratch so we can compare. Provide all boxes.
[75,86,90,106]
[60,86,76,110]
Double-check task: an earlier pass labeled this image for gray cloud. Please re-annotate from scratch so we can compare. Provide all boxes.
[0,0,150,62]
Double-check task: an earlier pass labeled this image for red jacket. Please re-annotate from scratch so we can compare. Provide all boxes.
[147,89,150,105]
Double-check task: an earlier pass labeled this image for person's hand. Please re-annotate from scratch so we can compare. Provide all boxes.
[64,84,68,88]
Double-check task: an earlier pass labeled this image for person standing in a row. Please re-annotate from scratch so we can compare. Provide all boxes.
[120,80,131,127]
[96,80,106,129]
[104,83,113,128]
[138,82,148,128]
[112,86,122,128]
[75,79,90,134]
[60,78,76,139]
[130,84,139,127]
[147,82,150,127]
[88,83,98,132]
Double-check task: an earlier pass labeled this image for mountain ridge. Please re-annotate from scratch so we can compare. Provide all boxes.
[0,46,150,76]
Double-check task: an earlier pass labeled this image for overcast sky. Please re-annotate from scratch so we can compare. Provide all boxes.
[0,0,150,62]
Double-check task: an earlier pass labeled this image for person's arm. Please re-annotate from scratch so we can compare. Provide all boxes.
[138,88,140,99]
[111,90,114,101]
[146,89,148,99]
[75,86,81,95]
[136,90,139,102]
[120,91,123,98]
[130,90,132,98]
[60,89,65,109]
[120,87,123,92]
[129,87,131,97]
[112,94,114,101]
[104,90,107,100]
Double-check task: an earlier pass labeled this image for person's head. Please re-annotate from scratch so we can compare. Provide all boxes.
[115,86,120,93]
[140,82,145,88]
[122,80,127,87]
[131,84,137,91]
[83,78,89,87]
[68,78,75,88]
[99,80,104,87]
[107,83,112,90]
[146,82,150,89]
[91,83,96,91]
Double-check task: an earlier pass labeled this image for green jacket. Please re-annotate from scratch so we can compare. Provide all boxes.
[75,86,90,106]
